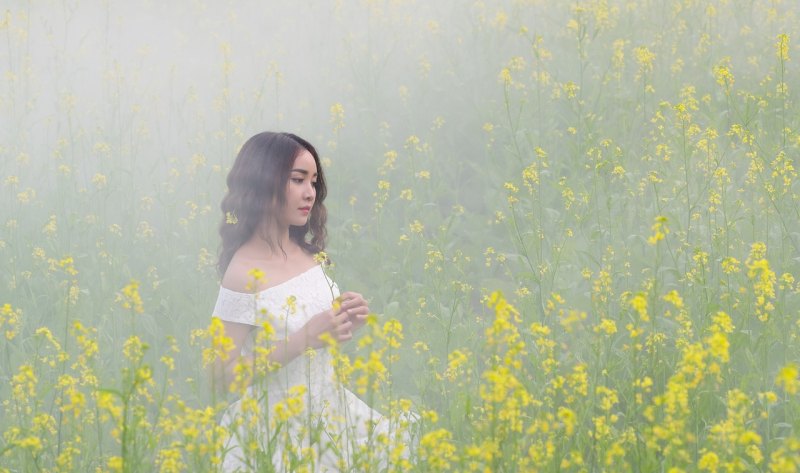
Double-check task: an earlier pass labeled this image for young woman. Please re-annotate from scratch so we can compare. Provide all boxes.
[211,132,409,471]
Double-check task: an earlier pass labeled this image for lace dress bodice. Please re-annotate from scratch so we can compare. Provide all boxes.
[213,263,415,472]
[212,264,339,405]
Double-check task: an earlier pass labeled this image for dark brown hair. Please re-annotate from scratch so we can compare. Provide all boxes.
[217,132,327,276]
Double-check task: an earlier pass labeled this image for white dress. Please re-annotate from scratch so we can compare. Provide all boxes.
[212,265,413,472]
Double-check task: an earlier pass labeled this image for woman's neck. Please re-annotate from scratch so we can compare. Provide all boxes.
[248,222,297,258]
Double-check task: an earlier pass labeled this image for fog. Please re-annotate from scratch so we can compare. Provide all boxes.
[2,0,800,470]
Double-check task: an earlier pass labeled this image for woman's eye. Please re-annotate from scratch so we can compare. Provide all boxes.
[292,178,303,184]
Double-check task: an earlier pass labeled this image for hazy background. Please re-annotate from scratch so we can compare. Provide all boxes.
[3,0,800,462]
[4,0,800,370]
[2,0,536,349]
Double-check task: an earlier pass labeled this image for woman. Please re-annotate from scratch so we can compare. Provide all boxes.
[211,132,410,472]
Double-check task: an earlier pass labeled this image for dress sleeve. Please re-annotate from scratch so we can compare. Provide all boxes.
[212,287,257,326]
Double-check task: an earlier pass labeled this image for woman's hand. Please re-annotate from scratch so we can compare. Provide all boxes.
[338,291,370,333]
[302,292,370,349]
[303,307,352,349]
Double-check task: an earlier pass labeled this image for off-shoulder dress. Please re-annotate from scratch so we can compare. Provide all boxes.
[212,264,409,472]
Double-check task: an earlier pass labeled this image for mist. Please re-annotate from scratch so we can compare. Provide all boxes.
[2,0,800,471]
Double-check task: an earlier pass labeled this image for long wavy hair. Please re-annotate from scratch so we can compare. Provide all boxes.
[217,132,327,277]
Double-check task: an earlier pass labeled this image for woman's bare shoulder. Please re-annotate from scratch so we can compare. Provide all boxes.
[221,248,265,293]
[223,242,320,292]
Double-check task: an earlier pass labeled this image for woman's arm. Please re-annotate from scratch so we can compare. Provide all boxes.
[212,321,315,392]
[214,297,366,392]
[212,320,254,392]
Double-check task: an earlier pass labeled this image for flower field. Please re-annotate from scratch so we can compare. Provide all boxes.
[2,0,800,471]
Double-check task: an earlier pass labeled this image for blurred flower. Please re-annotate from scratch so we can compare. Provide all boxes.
[116,280,144,313]
[776,363,799,395]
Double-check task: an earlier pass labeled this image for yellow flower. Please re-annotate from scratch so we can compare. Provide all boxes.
[423,409,439,424]
[746,443,764,464]
[634,45,656,74]
[705,332,730,363]
[445,349,469,381]
[628,293,649,321]
[404,135,421,149]
[380,150,398,174]
[247,267,264,281]
[16,435,43,452]
[698,451,719,471]
[157,447,185,473]
[108,456,123,472]
[721,257,741,274]
[420,429,457,470]
[647,215,669,245]
[498,67,513,85]
[594,318,617,335]
[42,214,57,236]
[382,318,403,348]
[201,317,234,366]
[746,243,776,321]
[596,386,618,411]
[330,102,345,131]
[712,59,735,89]
[776,33,790,62]
[662,290,684,309]
[0,303,22,340]
[759,391,778,405]
[123,335,147,363]
[4,174,19,187]
[284,295,297,314]
[604,441,625,466]
[711,311,734,334]
[562,81,579,98]
[11,363,37,402]
[92,173,107,189]
[116,279,144,313]
[558,406,576,435]
[313,251,328,264]
[272,385,307,423]
[522,163,539,192]
[776,363,799,395]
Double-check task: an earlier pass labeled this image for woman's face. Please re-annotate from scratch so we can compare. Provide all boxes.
[282,149,318,227]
